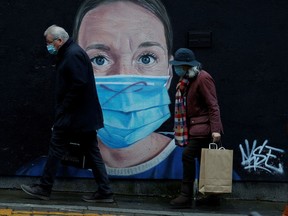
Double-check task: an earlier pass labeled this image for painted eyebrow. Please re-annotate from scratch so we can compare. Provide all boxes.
[85,44,110,52]
[138,41,165,51]
[85,41,165,52]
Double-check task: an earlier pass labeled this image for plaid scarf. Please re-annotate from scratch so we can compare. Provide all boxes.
[174,77,190,147]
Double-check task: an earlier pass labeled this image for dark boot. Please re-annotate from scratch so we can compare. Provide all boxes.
[170,182,193,208]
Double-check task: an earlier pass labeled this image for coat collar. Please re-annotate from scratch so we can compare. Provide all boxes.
[57,38,73,58]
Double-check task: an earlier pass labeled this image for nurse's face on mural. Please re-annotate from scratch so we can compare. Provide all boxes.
[75,0,173,170]
[77,1,170,76]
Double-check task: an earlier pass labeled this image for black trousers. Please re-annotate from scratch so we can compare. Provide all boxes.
[182,138,211,183]
[40,128,112,194]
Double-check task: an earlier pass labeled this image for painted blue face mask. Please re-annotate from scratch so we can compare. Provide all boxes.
[95,75,171,149]
[46,44,58,55]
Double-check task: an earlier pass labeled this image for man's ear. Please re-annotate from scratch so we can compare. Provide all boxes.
[56,38,64,48]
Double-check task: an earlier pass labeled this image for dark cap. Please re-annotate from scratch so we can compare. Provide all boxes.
[169,48,200,66]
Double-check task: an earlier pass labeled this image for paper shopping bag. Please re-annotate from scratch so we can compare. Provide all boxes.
[198,143,233,195]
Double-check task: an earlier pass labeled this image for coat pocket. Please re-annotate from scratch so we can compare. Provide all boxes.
[189,116,211,137]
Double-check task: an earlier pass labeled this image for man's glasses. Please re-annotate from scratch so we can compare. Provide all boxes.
[46,38,58,44]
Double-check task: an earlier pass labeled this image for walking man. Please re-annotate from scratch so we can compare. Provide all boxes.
[21,25,113,202]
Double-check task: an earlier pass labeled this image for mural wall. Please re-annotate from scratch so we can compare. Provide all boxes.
[0,0,287,182]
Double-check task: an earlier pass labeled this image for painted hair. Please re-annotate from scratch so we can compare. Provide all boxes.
[72,0,173,56]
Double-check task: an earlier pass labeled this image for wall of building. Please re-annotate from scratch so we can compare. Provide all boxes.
[0,0,287,184]
[166,0,288,182]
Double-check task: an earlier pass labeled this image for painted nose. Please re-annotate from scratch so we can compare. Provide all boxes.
[118,64,136,75]
[113,55,138,75]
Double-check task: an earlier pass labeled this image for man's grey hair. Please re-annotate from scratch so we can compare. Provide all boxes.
[44,25,69,42]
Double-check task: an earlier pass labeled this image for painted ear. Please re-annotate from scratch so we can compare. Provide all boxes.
[165,66,173,89]
[166,55,174,89]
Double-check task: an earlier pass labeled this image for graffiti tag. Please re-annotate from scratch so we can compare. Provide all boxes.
[239,139,285,174]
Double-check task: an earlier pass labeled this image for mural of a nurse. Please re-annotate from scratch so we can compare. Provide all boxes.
[73,0,183,178]
[16,0,183,179]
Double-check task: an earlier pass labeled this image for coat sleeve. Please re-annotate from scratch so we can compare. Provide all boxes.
[198,72,223,134]
[59,51,89,114]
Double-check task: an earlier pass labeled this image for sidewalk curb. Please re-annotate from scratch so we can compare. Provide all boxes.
[0,203,247,216]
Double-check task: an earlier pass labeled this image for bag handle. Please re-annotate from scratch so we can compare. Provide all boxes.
[209,142,226,150]
[209,143,218,149]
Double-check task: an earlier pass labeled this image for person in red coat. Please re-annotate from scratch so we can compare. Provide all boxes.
[170,48,223,208]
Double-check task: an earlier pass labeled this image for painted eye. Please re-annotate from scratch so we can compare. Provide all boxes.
[90,55,108,66]
[138,53,157,65]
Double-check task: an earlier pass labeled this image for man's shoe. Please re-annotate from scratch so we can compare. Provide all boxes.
[82,192,114,203]
[21,184,50,200]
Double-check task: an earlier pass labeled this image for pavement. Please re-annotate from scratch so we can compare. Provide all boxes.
[0,189,286,216]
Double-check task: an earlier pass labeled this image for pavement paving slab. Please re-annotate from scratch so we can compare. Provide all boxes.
[0,189,285,216]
